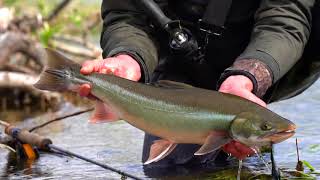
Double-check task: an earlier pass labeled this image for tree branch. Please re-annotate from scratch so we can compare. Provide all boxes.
[46,0,72,22]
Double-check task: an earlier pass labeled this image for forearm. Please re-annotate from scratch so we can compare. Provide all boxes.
[100,0,160,83]
[219,0,314,97]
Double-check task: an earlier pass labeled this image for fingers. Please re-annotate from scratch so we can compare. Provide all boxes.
[233,141,255,155]
[81,60,101,75]
[219,75,267,107]
[223,143,242,159]
[220,75,253,92]
[78,84,91,97]
[238,90,267,107]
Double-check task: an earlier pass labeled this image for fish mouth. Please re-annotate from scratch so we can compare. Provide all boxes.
[264,123,296,144]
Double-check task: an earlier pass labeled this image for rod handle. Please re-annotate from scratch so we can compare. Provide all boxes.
[5,126,52,150]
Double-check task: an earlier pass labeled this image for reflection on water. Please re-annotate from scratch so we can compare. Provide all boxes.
[269,79,320,178]
[1,80,320,179]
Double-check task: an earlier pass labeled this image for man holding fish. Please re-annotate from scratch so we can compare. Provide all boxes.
[35,0,316,169]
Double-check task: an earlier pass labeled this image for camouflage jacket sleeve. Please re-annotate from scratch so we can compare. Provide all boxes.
[100,0,161,83]
[237,0,314,83]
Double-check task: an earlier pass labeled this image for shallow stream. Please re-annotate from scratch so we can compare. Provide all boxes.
[1,80,320,179]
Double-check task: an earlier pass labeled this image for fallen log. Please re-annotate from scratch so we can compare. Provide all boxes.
[0,71,38,88]
[0,32,46,71]
[0,71,62,112]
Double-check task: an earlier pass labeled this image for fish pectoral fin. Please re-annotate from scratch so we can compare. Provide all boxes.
[89,101,119,124]
[152,80,194,89]
[144,139,177,165]
[194,131,231,156]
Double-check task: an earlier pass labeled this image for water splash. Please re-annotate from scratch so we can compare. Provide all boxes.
[251,146,271,173]
[237,160,243,180]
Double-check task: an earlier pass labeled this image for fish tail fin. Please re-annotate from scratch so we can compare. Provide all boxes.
[34,48,83,92]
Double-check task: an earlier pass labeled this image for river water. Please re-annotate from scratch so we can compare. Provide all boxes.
[1,80,320,179]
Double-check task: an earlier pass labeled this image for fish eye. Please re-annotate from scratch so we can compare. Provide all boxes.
[261,123,272,131]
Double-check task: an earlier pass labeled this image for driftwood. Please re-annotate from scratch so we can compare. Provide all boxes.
[0,32,46,72]
[51,36,102,61]
[0,71,62,112]
[0,2,101,117]
[9,14,43,34]
[0,71,38,88]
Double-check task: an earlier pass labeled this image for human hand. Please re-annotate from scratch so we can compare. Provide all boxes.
[219,75,267,159]
[78,54,141,97]
[219,75,266,107]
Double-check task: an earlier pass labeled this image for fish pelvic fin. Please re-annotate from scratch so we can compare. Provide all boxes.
[144,139,177,165]
[34,48,85,92]
[194,131,231,156]
[89,101,120,123]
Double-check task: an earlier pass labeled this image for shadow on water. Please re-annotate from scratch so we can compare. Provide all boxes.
[1,79,320,179]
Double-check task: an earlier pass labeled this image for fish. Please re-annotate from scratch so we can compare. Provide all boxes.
[34,49,296,164]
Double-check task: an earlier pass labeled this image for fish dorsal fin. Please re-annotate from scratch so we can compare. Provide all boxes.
[144,139,177,165]
[152,80,194,89]
[44,48,80,70]
[89,101,120,124]
[194,131,231,156]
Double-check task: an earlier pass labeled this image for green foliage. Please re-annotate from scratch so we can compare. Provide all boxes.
[4,0,101,40]
[38,22,61,46]
[302,160,316,172]
[3,0,19,6]
[69,10,83,28]
[308,144,320,153]
[37,0,50,17]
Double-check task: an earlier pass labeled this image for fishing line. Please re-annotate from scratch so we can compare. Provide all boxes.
[1,120,143,180]
[252,148,271,172]
[47,144,143,180]
[29,107,94,132]
[237,159,243,180]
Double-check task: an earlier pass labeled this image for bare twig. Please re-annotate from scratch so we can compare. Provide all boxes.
[295,138,304,171]
[46,0,72,22]
[85,12,101,31]
[29,107,94,132]
[52,34,101,53]
[51,41,101,60]
[296,138,300,162]
[4,64,38,75]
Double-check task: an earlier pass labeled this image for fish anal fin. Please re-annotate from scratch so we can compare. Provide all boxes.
[144,139,177,165]
[194,131,231,156]
[89,101,119,124]
[152,80,194,89]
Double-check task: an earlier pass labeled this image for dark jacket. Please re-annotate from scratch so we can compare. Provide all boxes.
[266,1,320,102]
[100,0,314,101]
[99,0,316,168]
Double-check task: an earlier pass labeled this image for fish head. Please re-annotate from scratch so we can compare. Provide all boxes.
[230,111,296,147]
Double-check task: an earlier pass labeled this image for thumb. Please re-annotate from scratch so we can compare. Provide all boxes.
[238,90,267,107]
[81,61,96,75]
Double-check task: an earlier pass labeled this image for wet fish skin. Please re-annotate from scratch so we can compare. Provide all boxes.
[34,49,296,164]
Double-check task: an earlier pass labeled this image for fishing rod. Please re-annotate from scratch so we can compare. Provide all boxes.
[0,120,143,180]
[29,107,94,132]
